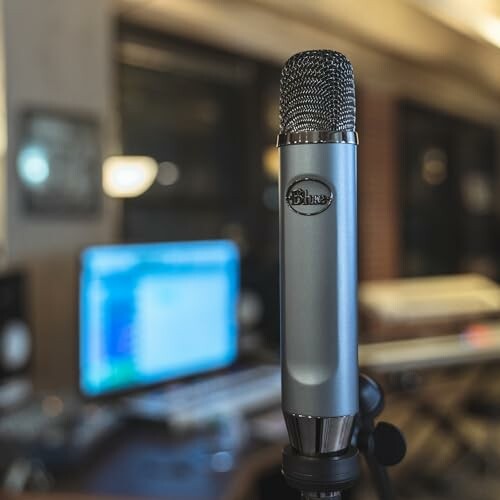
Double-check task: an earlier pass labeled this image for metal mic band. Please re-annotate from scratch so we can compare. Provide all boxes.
[284,413,356,456]
[277,130,358,147]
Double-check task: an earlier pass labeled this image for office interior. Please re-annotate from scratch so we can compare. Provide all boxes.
[0,0,500,499]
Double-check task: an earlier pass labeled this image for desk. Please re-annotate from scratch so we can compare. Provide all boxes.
[8,362,498,500]
[6,331,500,500]
[48,421,286,500]
[359,324,500,373]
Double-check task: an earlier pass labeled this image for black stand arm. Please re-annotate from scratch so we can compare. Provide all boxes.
[356,374,406,500]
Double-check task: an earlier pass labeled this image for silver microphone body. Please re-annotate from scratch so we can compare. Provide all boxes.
[280,135,358,456]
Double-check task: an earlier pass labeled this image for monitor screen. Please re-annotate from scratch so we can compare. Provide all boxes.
[79,240,239,397]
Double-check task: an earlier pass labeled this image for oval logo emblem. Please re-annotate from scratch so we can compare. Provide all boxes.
[286,178,333,216]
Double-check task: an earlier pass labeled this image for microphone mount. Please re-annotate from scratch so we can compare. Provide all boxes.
[282,374,406,500]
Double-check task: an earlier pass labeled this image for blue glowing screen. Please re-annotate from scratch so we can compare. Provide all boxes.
[79,240,239,397]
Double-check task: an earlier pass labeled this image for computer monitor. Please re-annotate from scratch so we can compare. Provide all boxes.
[79,240,239,398]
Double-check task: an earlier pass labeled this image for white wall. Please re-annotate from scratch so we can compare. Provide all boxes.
[0,0,119,389]
[2,0,118,263]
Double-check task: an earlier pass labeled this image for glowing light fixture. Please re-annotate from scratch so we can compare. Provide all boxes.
[157,161,180,186]
[103,156,158,198]
[17,145,50,187]
[262,145,279,180]
[479,15,500,48]
[421,148,447,186]
[413,0,500,49]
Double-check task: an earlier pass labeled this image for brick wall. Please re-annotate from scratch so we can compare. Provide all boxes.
[358,88,400,280]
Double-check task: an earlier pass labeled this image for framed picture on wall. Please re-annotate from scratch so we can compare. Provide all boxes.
[16,110,101,215]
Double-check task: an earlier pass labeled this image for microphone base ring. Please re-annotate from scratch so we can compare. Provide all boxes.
[282,445,360,494]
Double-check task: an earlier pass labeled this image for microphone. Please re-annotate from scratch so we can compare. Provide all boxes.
[278,50,359,499]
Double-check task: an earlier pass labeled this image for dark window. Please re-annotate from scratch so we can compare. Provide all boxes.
[400,102,498,279]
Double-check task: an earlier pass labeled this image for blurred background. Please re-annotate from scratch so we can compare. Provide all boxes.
[0,0,499,499]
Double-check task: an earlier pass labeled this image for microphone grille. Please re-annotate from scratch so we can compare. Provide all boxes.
[279,50,356,134]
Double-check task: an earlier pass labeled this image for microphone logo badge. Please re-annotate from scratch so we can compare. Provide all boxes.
[286,178,333,216]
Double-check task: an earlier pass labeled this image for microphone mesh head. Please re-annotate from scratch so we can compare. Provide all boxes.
[279,50,356,134]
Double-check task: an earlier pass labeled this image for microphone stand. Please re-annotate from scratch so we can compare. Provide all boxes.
[354,374,406,500]
[282,374,406,500]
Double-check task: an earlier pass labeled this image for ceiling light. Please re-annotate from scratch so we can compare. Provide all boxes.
[478,15,500,48]
[103,156,158,198]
